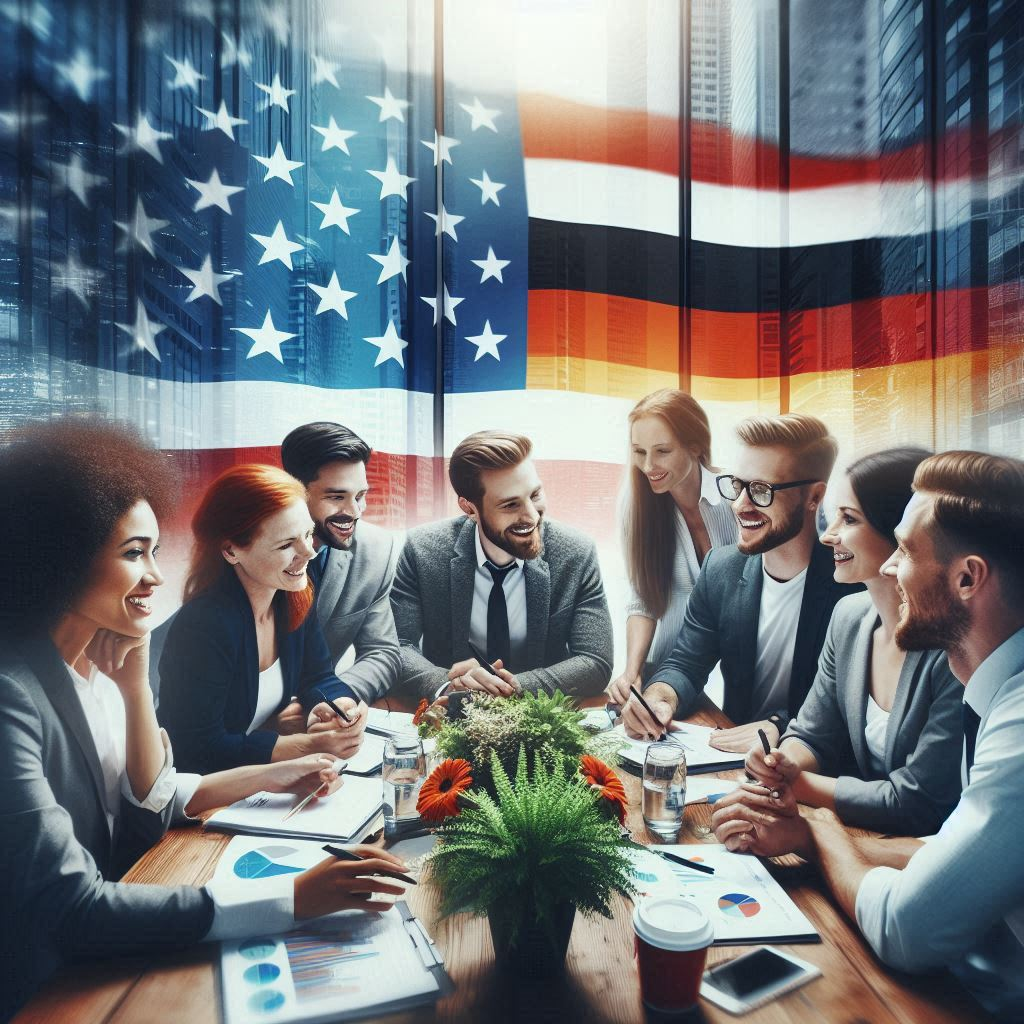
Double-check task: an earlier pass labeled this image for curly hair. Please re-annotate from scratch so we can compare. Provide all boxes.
[0,418,176,636]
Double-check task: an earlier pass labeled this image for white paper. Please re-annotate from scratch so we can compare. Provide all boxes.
[628,844,818,945]
[610,723,745,773]
[365,708,418,738]
[684,777,740,805]
[343,733,385,776]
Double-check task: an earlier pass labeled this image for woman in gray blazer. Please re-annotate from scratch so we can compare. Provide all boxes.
[0,420,408,1019]
[745,447,963,835]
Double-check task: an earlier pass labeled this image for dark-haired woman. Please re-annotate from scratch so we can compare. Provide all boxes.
[607,389,737,704]
[158,463,368,774]
[0,420,408,1019]
[736,447,964,835]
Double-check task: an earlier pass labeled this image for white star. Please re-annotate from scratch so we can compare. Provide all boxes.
[233,310,296,363]
[50,153,104,207]
[420,284,464,326]
[256,72,295,113]
[1,1,51,39]
[114,198,170,257]
[116,299,165,361]
[308,271,357,319]
[465,320,506,362]
[459,96,500,132]
[0,202,43,237]
[56,49,108,101]
[113,113,172,164]
[420,130,460,166]
[367,156,415,201]
[165,55,205,91]
[179,253,233,305]
[250,220,304,269]
[363,320,408,368]
[368,236,409,284]
[0,108,46,133]
[469,169,506,207]
[366,86,409,123]
[425,203,464,241]
[312,115,356,154]
[196,99,247,141]
[311,54,340,88]
[260,3,290,45]
[186,167,244,214]
[471,245,511,284]
[51,248,100,308]
[220,31,251,69]
[253,142,303,186]
[311,189,359,234]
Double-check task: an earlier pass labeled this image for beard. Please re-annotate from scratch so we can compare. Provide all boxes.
[736,502,805,556]
[314,514,359,550]
[480,512,544,561]
[895,574,970,654]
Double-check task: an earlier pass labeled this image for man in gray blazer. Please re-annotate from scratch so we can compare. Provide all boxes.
[390,430,613,700]
[282,422,401,704]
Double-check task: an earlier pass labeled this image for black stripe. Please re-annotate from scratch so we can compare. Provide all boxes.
[528,219,1000,312]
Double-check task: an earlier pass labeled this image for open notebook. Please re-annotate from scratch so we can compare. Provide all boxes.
[610,723,745,774]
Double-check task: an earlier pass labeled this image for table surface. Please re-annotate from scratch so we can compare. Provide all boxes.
[15,698,988,1024]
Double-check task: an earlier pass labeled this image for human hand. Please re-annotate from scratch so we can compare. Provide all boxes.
[711,793,811,858]
[307,698,368,736]
[293,846,411,919]
[714,781,799,820]
[606,672,641,708]
[262,753,345,799]
[447,658,518,696]
[621,693,674,741]
[709,719,780,753]
[84,629,150,695]
[272,699,307,735]
[745,739,800,787]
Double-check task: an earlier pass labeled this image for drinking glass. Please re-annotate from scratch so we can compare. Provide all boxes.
[382,736,427,837]
[642,743,687,842]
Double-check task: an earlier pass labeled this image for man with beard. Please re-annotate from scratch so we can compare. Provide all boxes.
[710,451,1024,1018]
[389,430,613,699]
[622,413,861,751]
[280,422,401,704]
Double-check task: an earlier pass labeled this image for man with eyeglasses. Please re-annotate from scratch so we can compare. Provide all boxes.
[622,413,863,752]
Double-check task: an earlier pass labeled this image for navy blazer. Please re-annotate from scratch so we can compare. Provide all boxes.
[650,540,864,727]
[157,569,355,773]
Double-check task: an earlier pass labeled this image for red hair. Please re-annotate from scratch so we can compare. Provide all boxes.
[185,464,313,632]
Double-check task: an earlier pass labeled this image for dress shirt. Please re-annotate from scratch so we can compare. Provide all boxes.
[855,627,1024,1016]
[470,525,527,670]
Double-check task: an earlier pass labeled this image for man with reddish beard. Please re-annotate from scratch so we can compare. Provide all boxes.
[622,413,862,751]
[280,422,401,704]
[710,452,1024,1018]
[390,430,612,699]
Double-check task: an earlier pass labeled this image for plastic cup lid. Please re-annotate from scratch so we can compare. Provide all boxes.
[633,896,714,952]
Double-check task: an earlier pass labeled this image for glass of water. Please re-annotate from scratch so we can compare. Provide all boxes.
[642,742,687,842]
[383,737,427,837]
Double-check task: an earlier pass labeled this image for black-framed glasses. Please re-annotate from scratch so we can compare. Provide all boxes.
[716,474,820,508]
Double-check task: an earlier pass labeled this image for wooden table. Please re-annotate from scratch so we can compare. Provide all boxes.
[15,700,988,1024]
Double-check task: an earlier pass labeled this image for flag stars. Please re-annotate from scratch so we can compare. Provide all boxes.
[367,156,416,202]
[256,72,296,113]
[197,99,247,140]
[253,142,303,186]
[312,116,356,154]
[425,204,464,241]
[368,236,409,284]
[469,170,506,207]
[179,254,233,305]
[471,246,510,284]
[250,220,304,270]
[363,320,408,368]
[51,248,100,308]
[420,284,464,326]
[366,86,409,123]
[459,96,500,132]
[165,55,205,91]
[113,113,173,164]
[115,299,165,362]
[220,31,251,69]
[311,189,359,234]
[56,49,109,101]
[466,320,506,362]
[311,54,341,88]
[186,168,244,214]
[233,310,296,363]
[421,130,459,166]
[114,198,170,257]
[51,153,104,207]
[308,271,357,319]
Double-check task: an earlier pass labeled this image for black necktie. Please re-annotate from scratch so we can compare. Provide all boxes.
[484,560,517,669]
[962,702,981,778]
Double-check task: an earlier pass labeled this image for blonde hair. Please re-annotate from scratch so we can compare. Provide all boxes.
[624,390,713,619]
[449,431,533,505]
[735,413,838,483]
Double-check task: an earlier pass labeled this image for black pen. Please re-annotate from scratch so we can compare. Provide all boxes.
[466,639,498,672]
[757,727,772,756]
[629,685,667,738]
[654,849,716,876]
[316,687,352,724]
[322,843,418,885]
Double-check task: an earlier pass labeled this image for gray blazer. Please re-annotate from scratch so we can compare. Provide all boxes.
[783,592,964,835]
[311,521,402,703]
[390,516,613,699]
[0,633,213,1019]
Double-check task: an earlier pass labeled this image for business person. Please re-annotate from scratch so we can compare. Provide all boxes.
[390,430,613,699]
[280,421,401,703]
[0,420,409,1019]
[606,389,736,702]
[712,451,1024,1017]
[744,448,963,835]
[158,464,369,773]
[622,413,862,750]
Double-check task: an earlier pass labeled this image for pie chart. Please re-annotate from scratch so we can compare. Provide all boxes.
[718,893,762,918]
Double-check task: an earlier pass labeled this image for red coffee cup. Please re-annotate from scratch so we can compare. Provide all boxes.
[633,896,714,1012]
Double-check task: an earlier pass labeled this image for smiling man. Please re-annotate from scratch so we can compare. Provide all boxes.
[390,430,613,700]
[280,422,401,703]
[622,413,862,751]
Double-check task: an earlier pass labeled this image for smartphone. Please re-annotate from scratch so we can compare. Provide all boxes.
[700,946,821,1014]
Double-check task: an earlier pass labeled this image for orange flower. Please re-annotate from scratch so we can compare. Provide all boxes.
[412,699,430,725]
[580,755,628,825]
[417,758,474,821]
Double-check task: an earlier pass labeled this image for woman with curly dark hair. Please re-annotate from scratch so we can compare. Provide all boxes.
[0,419,408,1019]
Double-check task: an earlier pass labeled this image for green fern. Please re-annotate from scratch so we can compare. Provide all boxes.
[426,747,638,947]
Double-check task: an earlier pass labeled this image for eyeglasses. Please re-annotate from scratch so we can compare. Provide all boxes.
[716,474,820,508]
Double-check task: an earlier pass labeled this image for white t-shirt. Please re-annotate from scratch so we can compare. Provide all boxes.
[864,695,890,776]
[750,564,808,720]
[247,660,285,734]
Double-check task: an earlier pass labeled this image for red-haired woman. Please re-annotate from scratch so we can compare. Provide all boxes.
[607,389,737,704]
[158,464,368,773]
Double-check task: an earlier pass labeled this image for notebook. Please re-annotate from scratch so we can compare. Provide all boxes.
[343,733,385,776]
[610,723,745,774]
[365,708,418,740]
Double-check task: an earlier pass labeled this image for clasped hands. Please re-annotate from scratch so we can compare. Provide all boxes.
[445,657,520,697]
[272,695,368,760]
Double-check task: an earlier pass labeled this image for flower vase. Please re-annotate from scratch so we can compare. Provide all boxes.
[487,900,576,977]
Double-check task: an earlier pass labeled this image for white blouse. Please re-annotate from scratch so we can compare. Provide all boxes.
[864,695,890,776]
[247,660,285,734]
